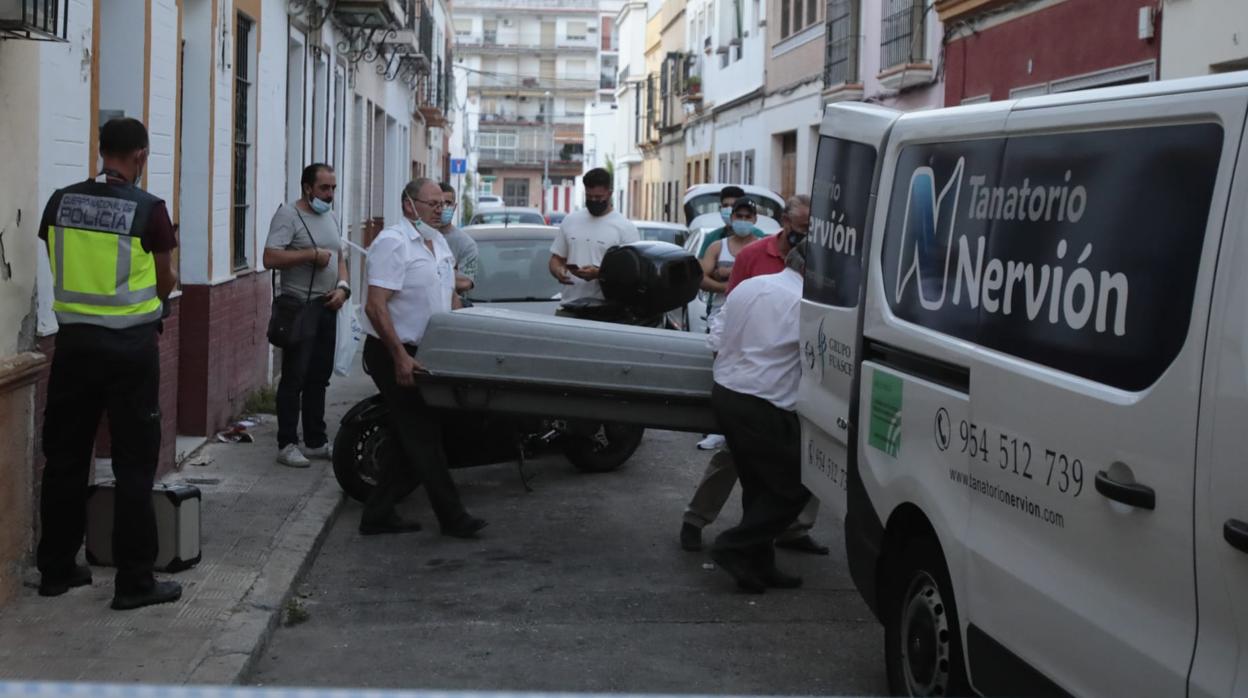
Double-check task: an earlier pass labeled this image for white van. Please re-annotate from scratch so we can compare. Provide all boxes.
[798,73,1248,697]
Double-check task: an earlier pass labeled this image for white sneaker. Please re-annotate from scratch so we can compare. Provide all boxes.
[697,434,727,450]
[277,444,311,468]
[302,445,331,460]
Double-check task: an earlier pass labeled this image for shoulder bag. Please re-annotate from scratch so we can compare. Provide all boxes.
[266,207,320,348]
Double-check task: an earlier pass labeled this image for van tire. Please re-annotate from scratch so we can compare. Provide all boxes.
[883,538,970,697]
[332,419,419,503]
[564,423,645,473]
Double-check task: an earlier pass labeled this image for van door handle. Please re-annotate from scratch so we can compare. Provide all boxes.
[1094,471,1156,510]
[1225,519,1248,554]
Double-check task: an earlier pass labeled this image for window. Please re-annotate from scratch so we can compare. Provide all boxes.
[601,16,617,51]
[718,154,728,181]
[781,0,819,39]
[567,21,588,40]
[743,150,754,185]
[566,58,588,79]
[483,19,497,43]
[565,98,585,116]
[454,18,472,35]
[824,0,858,87]
[232,14,254,271]
[881,0,925,69]
[502,178,529,207]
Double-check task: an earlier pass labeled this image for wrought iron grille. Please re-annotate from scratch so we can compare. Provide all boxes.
[0,0,67,41]
[880,0,925,70]
[823,0,858,87]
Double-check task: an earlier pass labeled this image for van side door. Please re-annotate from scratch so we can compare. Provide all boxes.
[799,103,898,530]
[1192,115,1248,698]
[956,91,1245,696]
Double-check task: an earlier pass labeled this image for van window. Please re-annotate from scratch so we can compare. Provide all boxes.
[878,123,1223,391]
[805,136,877,307]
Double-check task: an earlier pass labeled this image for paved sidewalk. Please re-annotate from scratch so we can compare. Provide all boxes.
[0,368,375,685]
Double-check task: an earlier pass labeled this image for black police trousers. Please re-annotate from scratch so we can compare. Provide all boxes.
[38,322,162,594]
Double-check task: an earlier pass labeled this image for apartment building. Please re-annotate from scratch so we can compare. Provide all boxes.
[0,0,452,603]
[451,0,598,213]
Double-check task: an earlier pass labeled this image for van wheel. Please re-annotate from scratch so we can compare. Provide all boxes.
[883,539,969,697]
[332,419,419,503]
[564,423,645,473]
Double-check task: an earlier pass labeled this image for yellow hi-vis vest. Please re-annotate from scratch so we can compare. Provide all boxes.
[44,179,163,329]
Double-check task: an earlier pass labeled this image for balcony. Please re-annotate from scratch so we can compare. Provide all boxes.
[475,78,599,94]
[333,0,407,29]
[0,0,67,41]
[823,0,862,100]
[377,1,433,76]
[934,0,1012,23]
[878,0,933,89]
[456,35,597,54]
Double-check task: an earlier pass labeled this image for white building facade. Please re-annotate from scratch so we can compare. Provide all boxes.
[0,0,451,604]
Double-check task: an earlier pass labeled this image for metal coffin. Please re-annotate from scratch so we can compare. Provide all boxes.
[415,308,716,433]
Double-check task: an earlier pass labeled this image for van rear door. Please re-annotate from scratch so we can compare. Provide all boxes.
[1192,115,1248,698]
[798,104,898,522]
[951,90,1244,696]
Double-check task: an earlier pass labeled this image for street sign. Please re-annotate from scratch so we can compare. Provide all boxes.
[450,158,466,174]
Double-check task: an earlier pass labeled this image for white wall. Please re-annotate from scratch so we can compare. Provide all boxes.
[27,0,97,340]
[256,0,292,267]
[711,98,766,184]
[98,1,145,121]
[1160,0,1248,78]
[179,0,214,285]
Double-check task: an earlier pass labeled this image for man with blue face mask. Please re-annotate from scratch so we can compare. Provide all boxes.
[263,163,350,469]
[695,185,747,258]
[437,182,478,295]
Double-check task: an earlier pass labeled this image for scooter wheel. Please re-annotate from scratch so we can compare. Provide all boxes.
[332,418,419,503]
[564,423,645,473]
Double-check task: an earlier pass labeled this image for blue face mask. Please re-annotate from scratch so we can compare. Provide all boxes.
[720,206,732,223]
[440,208,455,226]
[309,196,332,215]
[731,220,755,237]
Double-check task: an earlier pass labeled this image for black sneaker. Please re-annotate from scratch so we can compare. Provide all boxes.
[761,567,804,589]
[680,523,702,552]
[38,564,92,597]
[111,580,182,611]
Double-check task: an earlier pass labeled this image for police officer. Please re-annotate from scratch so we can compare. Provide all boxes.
[37,118,183,610]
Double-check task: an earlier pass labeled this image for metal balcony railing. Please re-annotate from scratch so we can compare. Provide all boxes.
[824,0,859,87]
[880,0,926,70]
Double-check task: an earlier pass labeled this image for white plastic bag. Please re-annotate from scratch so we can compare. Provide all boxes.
[333,299,364,377]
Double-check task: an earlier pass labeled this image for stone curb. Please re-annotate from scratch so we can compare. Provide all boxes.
[184,467,344,685]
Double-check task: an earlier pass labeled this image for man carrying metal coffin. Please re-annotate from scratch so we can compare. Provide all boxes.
[358,178,488,538]
[706,240,813,593]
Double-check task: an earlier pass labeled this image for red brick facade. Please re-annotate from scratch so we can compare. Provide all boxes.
[177,273,273,437]
[943,0,1161,105]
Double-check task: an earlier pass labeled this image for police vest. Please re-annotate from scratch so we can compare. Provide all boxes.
[44,179,163,329]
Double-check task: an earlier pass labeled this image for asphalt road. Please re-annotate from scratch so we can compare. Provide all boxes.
[248,428,886,695]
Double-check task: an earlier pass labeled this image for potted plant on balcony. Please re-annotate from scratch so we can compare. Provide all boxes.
[685,75,702,97]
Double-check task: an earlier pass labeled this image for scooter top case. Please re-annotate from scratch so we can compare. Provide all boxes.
[415,307,716,433]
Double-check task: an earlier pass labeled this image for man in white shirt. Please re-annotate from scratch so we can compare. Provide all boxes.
[359,178,486,538]
[548,167,640,307]
[706,241,812,594]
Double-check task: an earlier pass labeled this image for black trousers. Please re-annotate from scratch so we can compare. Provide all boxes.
[361,336,467,528]
[710,382,811,571]
[277,303,337,449]
[38,323,162,594]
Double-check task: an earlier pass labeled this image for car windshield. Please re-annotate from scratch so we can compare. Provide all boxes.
[472,211,546,225]
[683,193,782,225]
[639,227,686,246]
[467,238,563,302]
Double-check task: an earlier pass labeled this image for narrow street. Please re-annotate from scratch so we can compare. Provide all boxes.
[248,427,885,694]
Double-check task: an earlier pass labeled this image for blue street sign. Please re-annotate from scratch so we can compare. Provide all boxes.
[450,158,466,174]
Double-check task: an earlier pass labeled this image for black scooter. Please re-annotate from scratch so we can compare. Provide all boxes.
[330,240,702,503]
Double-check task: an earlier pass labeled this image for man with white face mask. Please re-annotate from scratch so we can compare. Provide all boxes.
[263,163,350,469]
[358,178,487,538]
